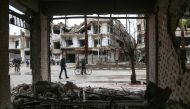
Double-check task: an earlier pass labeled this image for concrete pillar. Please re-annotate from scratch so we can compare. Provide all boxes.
[20,37,25,61]
[147,14,157,83]
[31,12,42,83]
[0,0,10,108]
[31,13,50,83]
[41,15,50,81]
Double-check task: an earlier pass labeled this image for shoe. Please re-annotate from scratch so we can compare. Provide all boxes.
[59,77,62,79]
[66,77,69,79]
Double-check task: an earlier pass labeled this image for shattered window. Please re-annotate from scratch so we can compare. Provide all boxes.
[25,51,30,55]
[66,40,73,47]
[94,25,101,34]
[54,54,60,59]
[79,40,85,47]
[15,40,19,48]
[54,42,60,49]
[137,24,141,31]
[94,40,98,47]
[53,25,60,34]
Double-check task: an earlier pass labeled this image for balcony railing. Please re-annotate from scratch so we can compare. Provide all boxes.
[52,49,61,54]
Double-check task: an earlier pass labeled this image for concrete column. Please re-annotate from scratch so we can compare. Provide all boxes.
[20,37,26,61]
[31,12,42,83]
[0,0,10,108]
[147,14,157,83]
[31,13,51,83]
[41,15,50,81]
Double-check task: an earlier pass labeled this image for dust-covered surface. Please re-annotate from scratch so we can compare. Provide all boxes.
[11,81,145,108]
[10,65,146,92]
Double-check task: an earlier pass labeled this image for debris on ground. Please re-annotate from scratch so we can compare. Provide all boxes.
[166,100,190,109]
[11,81,145,108]
[144,82,172,109]
[11,81,188,109]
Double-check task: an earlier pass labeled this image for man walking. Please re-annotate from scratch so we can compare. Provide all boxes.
[12,58,21,73]
[26,59,29,67]
[81,58,86,75]
[59,57,69,79]
[13,58,17,72]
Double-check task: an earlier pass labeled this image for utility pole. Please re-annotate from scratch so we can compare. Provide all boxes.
[63,15,67,60]
[98,15,100,58]
[128,20,131,35]
[126,14,128,31]
[84,15,88,63]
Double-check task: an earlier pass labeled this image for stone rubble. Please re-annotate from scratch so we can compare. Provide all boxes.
[11,81,145,108]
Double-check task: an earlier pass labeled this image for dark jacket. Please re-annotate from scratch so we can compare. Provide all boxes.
[81,59,86,68]
[60,58,66,67]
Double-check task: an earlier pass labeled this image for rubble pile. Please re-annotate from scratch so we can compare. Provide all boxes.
[11,81,81,108]
[11,84,33,107]
[11,81,145,108]
[85,87,144,100]
[166,100,190,109]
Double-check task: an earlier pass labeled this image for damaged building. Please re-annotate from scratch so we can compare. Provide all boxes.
[0,0,190,108]
[9,29,30,62]
[136,14,146,63]
[51,19,128,64]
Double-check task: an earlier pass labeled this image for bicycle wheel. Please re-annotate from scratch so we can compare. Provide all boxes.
[74,68,81,75]
[86,68,92,75]
[9,64,14,68]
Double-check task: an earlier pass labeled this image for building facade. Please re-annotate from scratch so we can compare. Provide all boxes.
[51,19,128,64]
[9,29,30,62]
[136,15,146,62]
[175,25,190,63]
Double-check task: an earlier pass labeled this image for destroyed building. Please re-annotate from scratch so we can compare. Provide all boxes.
[51,19,128,64]
[136,14,146,63]
[9,29,30,62]
[1,0,190,108]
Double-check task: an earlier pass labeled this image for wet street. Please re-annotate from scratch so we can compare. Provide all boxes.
[10,64,146,91]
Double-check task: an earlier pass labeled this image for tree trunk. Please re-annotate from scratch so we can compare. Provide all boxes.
[130,55,136,84]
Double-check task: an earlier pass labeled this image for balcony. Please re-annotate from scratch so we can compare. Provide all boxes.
[9,35,21,38]
[138,30,145,35]
[52,49,61,54]
[52,34,61,41]
[9,44,21,49]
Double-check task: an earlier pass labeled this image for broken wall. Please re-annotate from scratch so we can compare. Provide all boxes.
[148,0,190,104]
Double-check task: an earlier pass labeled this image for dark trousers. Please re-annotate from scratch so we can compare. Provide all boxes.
[59,67,68,78]
[15,64,20,72]
[81,67,86,75]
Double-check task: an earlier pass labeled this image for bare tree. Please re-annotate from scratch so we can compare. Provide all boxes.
[118,20,137,84]
[110,19,138,84]
[122,33,137,84]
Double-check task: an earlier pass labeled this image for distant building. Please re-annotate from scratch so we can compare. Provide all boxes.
[50,19,129,64]
[136,15,146,62]
[9,29,30,62]
[175,26,190,63]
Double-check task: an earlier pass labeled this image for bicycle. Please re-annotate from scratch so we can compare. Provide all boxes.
[74,66,92,75]
[9,62,15,68]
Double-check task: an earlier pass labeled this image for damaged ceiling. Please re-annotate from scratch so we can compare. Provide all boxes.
[40,0,156,15]
[10,0,156,15]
